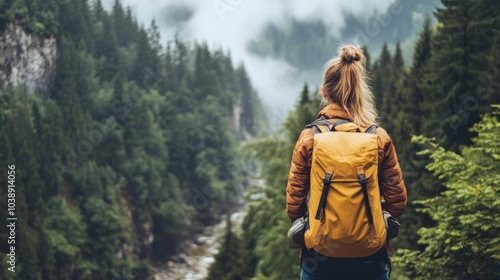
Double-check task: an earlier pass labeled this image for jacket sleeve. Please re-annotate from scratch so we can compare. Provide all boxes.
[377,128,407,218]
[286,129,313,221]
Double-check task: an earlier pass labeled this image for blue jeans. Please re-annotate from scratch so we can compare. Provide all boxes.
[300,249,389,280]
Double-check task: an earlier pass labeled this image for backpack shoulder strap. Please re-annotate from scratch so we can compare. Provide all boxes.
[332,120,359,132]
[305,116,333,134]
[305,117,357,134]
[330,120,351,131]
[365,125,377,134]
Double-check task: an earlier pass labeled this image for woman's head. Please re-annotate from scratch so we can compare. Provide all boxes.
[320,45,378,127]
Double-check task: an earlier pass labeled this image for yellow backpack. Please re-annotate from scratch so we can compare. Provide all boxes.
[304,118,387,258]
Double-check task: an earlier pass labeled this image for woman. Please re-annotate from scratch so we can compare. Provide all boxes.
[286,45,407,280]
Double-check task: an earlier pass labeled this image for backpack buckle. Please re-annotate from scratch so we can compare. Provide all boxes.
[357,173,367,185]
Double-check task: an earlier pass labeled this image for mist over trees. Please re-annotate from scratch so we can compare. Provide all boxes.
[247,0,441,72]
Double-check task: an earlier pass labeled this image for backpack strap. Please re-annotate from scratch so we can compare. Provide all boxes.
[365,125,377,134]
[330,119,351,131]
[305,116,329,131]
[315,170,333,221]
[356,165,377,239]
[306,119,377,134]
[304,116,328,129]
[305,117,354,134]
[332,121,360,132]
[356,166,374,225]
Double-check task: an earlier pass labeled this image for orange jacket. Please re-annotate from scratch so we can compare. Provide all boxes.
[286,103,407,221]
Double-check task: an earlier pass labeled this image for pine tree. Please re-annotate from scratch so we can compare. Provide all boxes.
[361,45,371,70]
[98,16,121,81]
[299,82,310,105]
[406,17,433,136]
[393,40,404,69]
[93,0,105,22]
[469,0,500,107]
[166,114,188,182]
[193,43,218,98]
[77,0,94,51]
[112,0,128,47]
[174,35,189,82]
[375,43,395,129]
[34,101,65,197]
[489,0,500,85]
[412,18,432,80]
[395,17,440,251]
[148,19,162,56]
[379,42,392,67]
[132,27,155,87]
[395,107,500,279]
[52,37,87,141]
[161,42,178,94]
[419,0,494,151]
[372,69,384,111]
[207,214,244,280]
[237,64,256,135]
[94,79,127,172]
[57,0,91,49]
[125,6,139,43]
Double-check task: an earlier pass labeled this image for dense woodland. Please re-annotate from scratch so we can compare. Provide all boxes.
[208,1,500,279]
[0,0,500,280]
[0,0,266,279]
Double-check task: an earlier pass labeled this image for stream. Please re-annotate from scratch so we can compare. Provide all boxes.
[153,212,245,280]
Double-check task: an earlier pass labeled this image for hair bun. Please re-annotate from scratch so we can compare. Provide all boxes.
[340,45,363,64]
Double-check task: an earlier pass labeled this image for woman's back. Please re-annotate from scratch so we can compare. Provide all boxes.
[286,45,407,280]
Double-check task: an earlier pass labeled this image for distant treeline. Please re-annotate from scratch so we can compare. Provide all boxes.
[247,0,441,71]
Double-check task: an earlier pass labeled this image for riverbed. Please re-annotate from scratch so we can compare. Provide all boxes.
[153,212,244,280]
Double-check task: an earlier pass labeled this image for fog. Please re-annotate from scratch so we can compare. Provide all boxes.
[102,0,395,122]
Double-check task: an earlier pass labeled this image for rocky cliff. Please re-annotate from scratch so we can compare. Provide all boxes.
[0,22,57,95]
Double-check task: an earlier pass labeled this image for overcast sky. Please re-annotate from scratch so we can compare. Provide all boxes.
[102,0,395,122]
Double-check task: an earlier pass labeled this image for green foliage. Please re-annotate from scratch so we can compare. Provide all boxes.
[0,0,58,36]
[394,107,500,279]
[299,83,310,105]
[393,41,404,69]
[240,134,298,280]
[207,214,244,280]
[45,197,86,261]
[0,1,267,279]
[236,90,319,280]
[392,0,500,254]
[418,0,500,151]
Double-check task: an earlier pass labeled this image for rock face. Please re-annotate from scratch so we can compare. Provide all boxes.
[0,22,57,95]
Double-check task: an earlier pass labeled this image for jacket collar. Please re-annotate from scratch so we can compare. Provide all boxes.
[316,103,353,121]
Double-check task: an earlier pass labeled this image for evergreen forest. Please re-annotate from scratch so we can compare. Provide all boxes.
[0,0,499,280]
[0,0,266,279]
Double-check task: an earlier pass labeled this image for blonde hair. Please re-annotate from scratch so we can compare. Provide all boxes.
[320,45,378,127]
